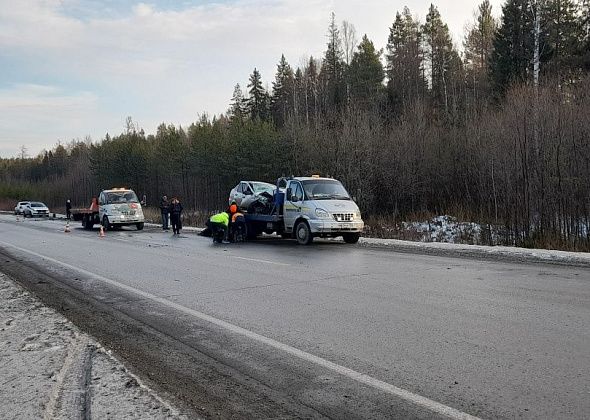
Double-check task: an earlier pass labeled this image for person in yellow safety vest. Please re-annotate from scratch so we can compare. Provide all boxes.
[208,210,230,243]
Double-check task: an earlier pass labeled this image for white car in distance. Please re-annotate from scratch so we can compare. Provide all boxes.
[21,202,50,217]
[14,201,30,215]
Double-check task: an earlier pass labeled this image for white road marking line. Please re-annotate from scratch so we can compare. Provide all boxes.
[229,255,290,266]
[0,241,481,420]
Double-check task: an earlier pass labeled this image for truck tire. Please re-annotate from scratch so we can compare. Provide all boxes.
[343,233,360,244]
[295,221,313,245]
[102,216,110,231]
[136,222,144,230]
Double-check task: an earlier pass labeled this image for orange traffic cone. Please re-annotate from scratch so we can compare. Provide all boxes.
[99,225,105,238]
[64,221,70,233]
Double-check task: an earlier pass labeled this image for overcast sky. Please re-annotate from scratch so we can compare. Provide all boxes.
[0,0,504,158]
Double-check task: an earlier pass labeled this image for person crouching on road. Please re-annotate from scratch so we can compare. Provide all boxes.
[160,194,170,231]
[207,210,230,242]
[229,205,246,242]
[169,197,183,235]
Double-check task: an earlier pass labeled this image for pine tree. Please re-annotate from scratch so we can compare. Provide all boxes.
[347,35,384,104]
[304,57,320,121]
[246,68,269,121]
[542,0,584,77]
[320,12,346,111]
[464,0,497,102]
[271,54,295,127]
[490,0,536,94]
[385,7,426,111]
[228,84,246,122]
[422,4,462,115]
[583,0,590,68]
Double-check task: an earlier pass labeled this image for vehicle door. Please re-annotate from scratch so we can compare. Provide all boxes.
[98,192,106,220]
[231,183,244,207]
[283,181,303,231]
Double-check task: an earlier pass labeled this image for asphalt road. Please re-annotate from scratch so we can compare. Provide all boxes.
[0,214,588,419]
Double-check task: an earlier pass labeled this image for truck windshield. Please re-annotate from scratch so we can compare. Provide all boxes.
[302,180,351,200]
[105,191,139,204]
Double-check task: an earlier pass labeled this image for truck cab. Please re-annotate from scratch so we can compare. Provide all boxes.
[283,177,363,244]
[98,188,145,230]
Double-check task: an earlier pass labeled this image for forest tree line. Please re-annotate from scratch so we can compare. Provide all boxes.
[1,0,590,250]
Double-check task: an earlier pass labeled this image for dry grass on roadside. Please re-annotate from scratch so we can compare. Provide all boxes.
[142,207,210,228]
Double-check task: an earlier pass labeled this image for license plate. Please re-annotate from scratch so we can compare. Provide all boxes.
[341,223,354,229]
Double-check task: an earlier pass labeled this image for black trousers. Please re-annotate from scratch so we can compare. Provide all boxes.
[170,214,182,233]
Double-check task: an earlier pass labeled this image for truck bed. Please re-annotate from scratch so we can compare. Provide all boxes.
[71,208,98,222]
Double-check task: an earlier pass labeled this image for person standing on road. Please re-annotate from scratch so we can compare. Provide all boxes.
[169,197,183,235]
[160,195,170,231]
[65,199,72,220]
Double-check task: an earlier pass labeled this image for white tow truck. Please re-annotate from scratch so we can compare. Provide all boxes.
[72,188,145,230]
[243,176,364,244]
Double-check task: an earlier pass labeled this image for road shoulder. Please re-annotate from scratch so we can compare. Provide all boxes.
[0,272,187,420]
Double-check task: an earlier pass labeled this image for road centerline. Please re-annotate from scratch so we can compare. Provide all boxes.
[0,240,480,420]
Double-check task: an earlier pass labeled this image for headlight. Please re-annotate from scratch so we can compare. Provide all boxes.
[355,210,362,219]
[315,208,331,218]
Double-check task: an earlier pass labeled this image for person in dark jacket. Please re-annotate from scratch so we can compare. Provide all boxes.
[169,197,183,235]
[65,199,72,220]
[160,195,170,231]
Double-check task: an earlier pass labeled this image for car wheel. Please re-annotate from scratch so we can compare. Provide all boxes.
[136,222,144,230]
[343,233,360,244]
[295,221,313,245]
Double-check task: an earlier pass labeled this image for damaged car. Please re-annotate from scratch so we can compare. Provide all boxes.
[228,181,276,211]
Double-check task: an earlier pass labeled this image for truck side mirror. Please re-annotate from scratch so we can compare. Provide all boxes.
[286,188,292,201]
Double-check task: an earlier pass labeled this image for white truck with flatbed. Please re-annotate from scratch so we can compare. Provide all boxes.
[243,176,364,244]
[71,188,145,230]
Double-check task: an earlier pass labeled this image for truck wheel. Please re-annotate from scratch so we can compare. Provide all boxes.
[295,221,313,245]
[102,216,110,231]
[343,233,360,244]
[136,222,144,231]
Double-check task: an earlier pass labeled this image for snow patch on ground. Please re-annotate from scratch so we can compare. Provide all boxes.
[0,273,189,420]
[401,215,488,244]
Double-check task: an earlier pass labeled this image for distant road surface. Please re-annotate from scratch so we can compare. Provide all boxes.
[0,214,588,419]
